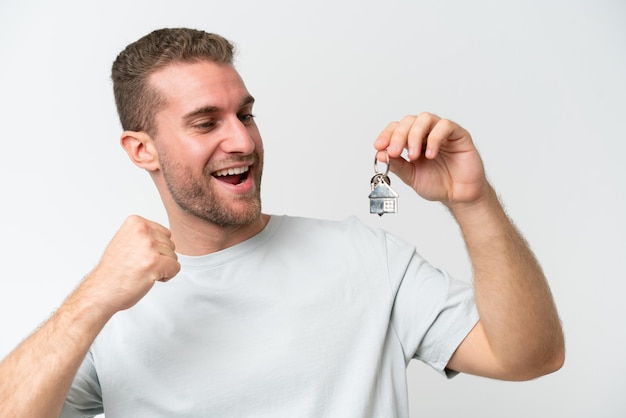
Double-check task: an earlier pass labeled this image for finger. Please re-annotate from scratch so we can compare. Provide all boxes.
[138,218,175,252]
[407,113,440,160]
[387,115,417,158]
[157,257,181,282]
[156,240,178,259]
[374,121,399,151]
[151,229,176,252]
[145,219,173,239]
[424,118,463,159]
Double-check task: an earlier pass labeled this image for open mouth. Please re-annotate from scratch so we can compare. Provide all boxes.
[212,165,250,185]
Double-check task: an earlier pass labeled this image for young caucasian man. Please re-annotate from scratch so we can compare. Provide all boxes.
[0,28,564,418]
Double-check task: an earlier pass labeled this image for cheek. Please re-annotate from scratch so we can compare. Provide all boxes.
[159,138,217,168]
[250,128,264,154]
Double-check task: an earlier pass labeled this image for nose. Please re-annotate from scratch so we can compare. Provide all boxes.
[219,116,256,155]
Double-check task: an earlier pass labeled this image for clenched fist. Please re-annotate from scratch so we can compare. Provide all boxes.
[77,215,181,316]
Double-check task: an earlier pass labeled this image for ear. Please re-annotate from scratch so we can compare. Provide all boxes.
[120,131,160,171]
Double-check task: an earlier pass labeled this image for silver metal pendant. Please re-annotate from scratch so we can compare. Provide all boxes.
[369,150,398,216]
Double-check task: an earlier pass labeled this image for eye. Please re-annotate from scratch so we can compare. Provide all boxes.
[238,113,255,125]
[195,119,217,130]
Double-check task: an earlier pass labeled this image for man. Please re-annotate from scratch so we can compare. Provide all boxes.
[0,28,564,417]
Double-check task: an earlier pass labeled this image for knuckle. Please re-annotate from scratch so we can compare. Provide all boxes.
[125,214,143,225]
[401,114,417,123]
[119,216,149,237]
[130,219,151,236]
[138,249,157,265]
[439,118,454,128]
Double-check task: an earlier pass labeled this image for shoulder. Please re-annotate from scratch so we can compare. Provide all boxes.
[271,215,387,245]
[270,215,418,265]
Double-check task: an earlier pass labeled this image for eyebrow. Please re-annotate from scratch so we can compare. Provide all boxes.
[182,95,255,122]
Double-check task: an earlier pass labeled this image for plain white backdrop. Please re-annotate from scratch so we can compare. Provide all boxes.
[1,1,624,416]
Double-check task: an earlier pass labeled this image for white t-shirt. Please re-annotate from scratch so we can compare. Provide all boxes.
[62,215,478,418]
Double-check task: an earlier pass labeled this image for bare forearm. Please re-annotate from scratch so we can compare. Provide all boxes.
[0,290,110,417]
[0,216,179,416]
[449,185,564,377]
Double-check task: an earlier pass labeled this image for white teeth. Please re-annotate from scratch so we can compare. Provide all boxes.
[214,165,250,177]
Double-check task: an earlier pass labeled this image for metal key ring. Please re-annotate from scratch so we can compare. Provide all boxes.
[374,150,390,177]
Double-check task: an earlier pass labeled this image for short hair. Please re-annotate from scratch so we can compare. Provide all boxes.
[111,28,235,134]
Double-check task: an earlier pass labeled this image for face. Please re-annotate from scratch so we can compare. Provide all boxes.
[148,61,264,228]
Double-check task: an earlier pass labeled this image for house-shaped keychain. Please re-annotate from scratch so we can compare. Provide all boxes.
[369,178,398,216]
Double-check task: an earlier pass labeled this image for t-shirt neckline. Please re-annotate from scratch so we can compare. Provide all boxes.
[176,215,283,269]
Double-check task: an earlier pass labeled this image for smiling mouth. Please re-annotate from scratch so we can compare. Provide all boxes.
[212,165,250,185]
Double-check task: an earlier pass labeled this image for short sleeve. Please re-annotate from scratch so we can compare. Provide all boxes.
[387,233,479,377]
[60,350,104,418]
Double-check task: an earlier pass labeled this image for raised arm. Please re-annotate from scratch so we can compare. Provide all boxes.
[374,113,564,380]
[0,215,180,417]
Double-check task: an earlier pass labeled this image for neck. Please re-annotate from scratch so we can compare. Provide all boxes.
[168,211,271,256]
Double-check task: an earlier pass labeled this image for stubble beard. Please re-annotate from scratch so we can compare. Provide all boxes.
[161,154,263,228]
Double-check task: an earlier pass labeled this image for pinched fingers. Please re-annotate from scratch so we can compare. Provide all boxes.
[384,117,416,159]
[373,113,485,204]
[375,117,423,158]
[375,113,441,160]
[374,113,470,161]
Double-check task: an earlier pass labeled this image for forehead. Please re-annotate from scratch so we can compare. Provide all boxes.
[149,61,251,114]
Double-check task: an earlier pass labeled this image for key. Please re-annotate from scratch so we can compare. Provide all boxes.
[369,151,398,216]
[370,173,391,189]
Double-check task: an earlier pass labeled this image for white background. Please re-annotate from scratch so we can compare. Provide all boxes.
[1,1,625,416]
